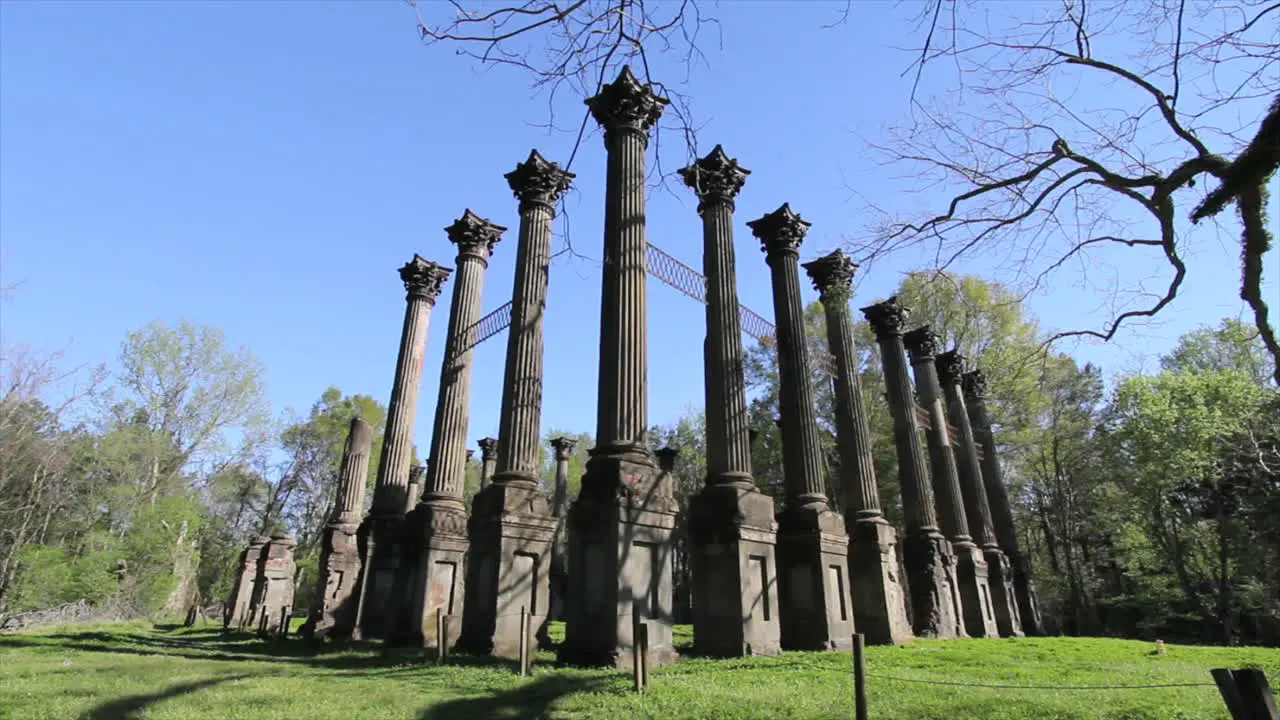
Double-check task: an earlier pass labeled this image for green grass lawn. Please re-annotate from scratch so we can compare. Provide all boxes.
[0,621,1274,719]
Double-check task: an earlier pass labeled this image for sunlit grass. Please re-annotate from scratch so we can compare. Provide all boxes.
[0,620,1274,719]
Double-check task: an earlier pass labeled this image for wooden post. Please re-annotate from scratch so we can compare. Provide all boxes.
[632,604,648,693]
[1215,667,1279,720]
[436,608,447,664]
[278,608,290,638]
[519,606,530,677]
[852,633,867,720]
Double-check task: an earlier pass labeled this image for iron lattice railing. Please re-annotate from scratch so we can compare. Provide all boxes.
[454,301,513,357]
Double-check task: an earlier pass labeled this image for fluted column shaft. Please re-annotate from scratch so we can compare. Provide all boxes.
[904,329,972,544]
[862,304,939,534]
[477,437,497,490]
[804,253,880,518]
[371,257,451,516]
[333,418,373,524]
[497,151,573,482]
[423,212,503,506]
[680,147,752,483]
[595,126,650,448]
[963,374,1021,558]
[937,353,997,548]
[769,257,826,504]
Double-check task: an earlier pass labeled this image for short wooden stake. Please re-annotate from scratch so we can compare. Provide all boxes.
[853,633,867,720]
[632,607,648,693]
[518,606,530,677]
[436,608,447,664]
[278,608,290,638]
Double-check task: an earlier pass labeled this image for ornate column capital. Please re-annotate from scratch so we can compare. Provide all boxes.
[585,65,668,145]
[466,449,475,462]
[445,210,505,265]
[802,250,857,301]
[477,436,498,461]
[408,465,426,485]
[962,369,989,401]
[903,326,942,364]
[399,255,452,304]
[549,436,577,461]
[935,350,968,386]
[678,145,749,212]
[655,446,679,473]
[505,150,575,211]
[749,203,811,260]
[860,296,909,339]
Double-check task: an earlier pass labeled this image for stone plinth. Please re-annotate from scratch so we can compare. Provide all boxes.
[861,298,963,638]
[225,536,269,630]
[751,204,853,652]
[680,145,782,657]
[304,418,374,641]
[904,327,996,639]
[559,66,679,669]
[355,255,451,639]
[251,534,297,636]
[804,250,912,646]
[964,369,1045,635]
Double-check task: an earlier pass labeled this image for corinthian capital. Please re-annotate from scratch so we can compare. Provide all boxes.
[935,350,968,386]
[802,250,858,299]
[749,203,811,258]
[902,326,942,363]
[860,296,909,339]
[445,209,505,264]
[399,255,452,304]
[678,145,750,211]
[505,150,575,211]
[549,436,577,461]
[962,369,990,402]
[586,65,668,145]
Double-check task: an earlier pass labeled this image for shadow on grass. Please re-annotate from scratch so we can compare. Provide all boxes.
[79,674,252,720]
[420,674,616,720]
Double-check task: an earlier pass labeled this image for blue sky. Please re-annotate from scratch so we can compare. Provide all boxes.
[2,1,1275,456]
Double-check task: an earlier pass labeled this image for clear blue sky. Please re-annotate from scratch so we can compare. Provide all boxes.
[2,1,1275,455]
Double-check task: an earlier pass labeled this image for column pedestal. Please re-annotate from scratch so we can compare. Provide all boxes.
[352,515,403,639]
[901,530,964,638]
[558,447,679,668]
[955,543,997,638]
[394,502,469,649]
[305,522,360,640]
[986,548,1024,638]
[776,506,853,651]
[847,519,913,645]
[688,483,781,657]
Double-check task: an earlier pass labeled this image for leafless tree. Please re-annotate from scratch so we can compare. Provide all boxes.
[861,0,1280,384]
[405,1,1280,383]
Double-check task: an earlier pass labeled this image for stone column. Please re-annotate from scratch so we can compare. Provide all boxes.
[551,437,576,518]
[406,464,426,511]
[398,209,504,649]
[861,298,962,638]
[305,418,373,640]
[964,369,1046,635]
[903,327,997,638]
[548,437,576,623]
[803,251,912,646]
[936,351,1023,637]
[225,536,269,630]
[561,66,679,669]
[477,437,497,490]
[678,145,781,657]
[750,203,852,652]
[460,152,568,659]
[354,255,451,639]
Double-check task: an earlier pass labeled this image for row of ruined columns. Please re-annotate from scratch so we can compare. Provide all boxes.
[288,65,1043,661]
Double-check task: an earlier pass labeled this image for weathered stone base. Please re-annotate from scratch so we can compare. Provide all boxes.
[352,514,405,640]
[1012,556,1046,636]
[901,530,963,638]
[955,543,999,638]
[457,479,556,659]
[775,505,854,651]
[387,502,469,650]
[302,522,362,641]
[688,483,782,657]
[557,445,679,669]
[984,548,1024,638]
[846,519,913,645]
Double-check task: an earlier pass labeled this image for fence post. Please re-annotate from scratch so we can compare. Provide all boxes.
[278,608,290,638]
[519,606,530,677]
[852,633,867,720]
[632,604,648,693]
[1234,668,1279,720]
